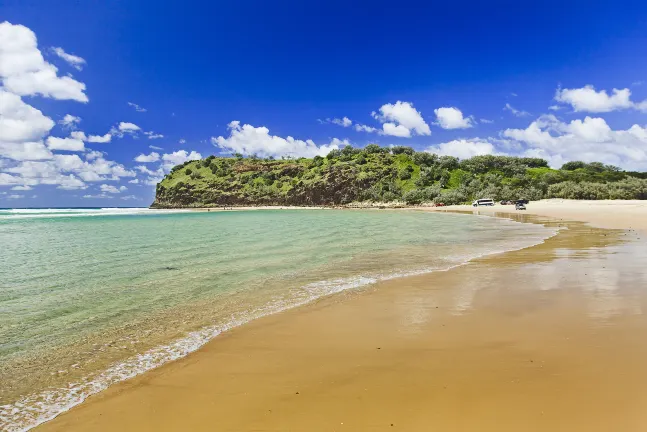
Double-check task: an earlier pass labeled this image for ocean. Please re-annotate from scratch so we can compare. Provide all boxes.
[0,208,556,431]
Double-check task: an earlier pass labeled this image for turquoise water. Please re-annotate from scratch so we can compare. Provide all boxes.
[0,208,555,431]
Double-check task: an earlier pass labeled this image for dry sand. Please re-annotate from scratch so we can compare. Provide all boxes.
[426,199,647,232]
[37,203,647,432]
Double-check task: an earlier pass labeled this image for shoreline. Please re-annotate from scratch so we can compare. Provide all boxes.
[6,211,553,432]
[159,199,647,232]
[34,204,647,431]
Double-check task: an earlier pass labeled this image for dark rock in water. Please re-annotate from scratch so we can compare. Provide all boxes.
[163,266,179,271]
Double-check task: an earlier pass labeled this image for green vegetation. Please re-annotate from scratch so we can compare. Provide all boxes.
[152,146,647,207]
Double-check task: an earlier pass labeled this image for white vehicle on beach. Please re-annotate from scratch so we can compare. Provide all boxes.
[472,198,495,207]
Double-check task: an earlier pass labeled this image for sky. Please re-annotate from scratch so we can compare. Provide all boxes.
[2,0,647,207]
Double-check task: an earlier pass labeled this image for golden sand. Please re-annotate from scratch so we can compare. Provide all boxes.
[37,211,647,432]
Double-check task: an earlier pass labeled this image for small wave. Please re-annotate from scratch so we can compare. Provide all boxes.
[0,221,559,432]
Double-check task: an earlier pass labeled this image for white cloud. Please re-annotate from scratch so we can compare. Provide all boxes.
[51,47,86,71]
[503,103,530,117]
[7,194,24,199]
[2,153,135,190]
[211,121,343,158]
[0,141,53,161]
[480,118,494,124]
[87,133,111,143]
[548,105,562,111]
[332,117,352,127]
[162,150,202,166]
[434,107,474,129]
[425,138,496,159]
[11,185,32,190]
[503,114,647,170]
[72,131,111,143]
[100,184,126,194]
[0,89,55,143]
[144,131,163,139]
[128,178,140,184]
[121,195,138,200]
[0,89,55,160]
[373,101,431,137]
[84,150,103,160]
[83,194,112,199]
[554,85,633,113]
[59,114,81,129]
[0,22,88,102]
[119,122,140,132]
[382,122,411,137]
[127,102,147,112]
[354,124,379,133]
[46,136,85,152]
[149,145,163,150]
[134,152,160,163]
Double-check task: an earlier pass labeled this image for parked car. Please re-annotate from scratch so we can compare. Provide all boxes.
[500,200,513,205]
[515,200,527,210]
[472,198,495,207]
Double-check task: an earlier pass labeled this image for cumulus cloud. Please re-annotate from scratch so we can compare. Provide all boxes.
[144,131,164,139]
[134,152,160,163]
[162,150,202,166]
[127,102,147,112]
[69,131,112,143]
[11,185,32,190]
[211,121,344,158]
[434,107,474,129]
[51,47,86,71]
[554,85,633,113]
[59,114,81,129]
[0,22,88,102]
[503,103,530,117]
[330,117,352,127]
[109,122,141,138]
[373,101,431,137]
[382,122,411,137]
[354,124,379,133]
[426,138,496,159]
[503,114,647,170]
[3,153,135,190]
[46,136,85,152]
[118,122,140,132]
[100,184,127,194]
[87,133,111,143]
[0,89,55,160]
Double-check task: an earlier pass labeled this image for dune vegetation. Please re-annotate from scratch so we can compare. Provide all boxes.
[152,145,647,207]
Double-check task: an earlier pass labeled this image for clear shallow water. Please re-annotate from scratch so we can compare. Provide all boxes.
[0,208,556,431]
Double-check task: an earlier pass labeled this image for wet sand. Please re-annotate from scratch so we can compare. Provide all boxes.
[37,212,647,432]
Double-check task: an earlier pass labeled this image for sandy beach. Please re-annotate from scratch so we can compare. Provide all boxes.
[36,201,647,432]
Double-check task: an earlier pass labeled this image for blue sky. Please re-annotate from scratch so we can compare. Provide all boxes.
[2,0,647,207]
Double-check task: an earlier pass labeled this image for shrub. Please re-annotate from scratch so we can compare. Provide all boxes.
[391,146,415,156]
[434,189,468,205]
[185,168,192,175]
[412,151,437,167]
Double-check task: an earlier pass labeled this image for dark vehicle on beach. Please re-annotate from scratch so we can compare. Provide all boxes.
[515,200,527,210]
[500,200,513,205]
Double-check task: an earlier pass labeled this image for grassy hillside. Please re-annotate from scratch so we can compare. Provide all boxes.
[152,145,647,207]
